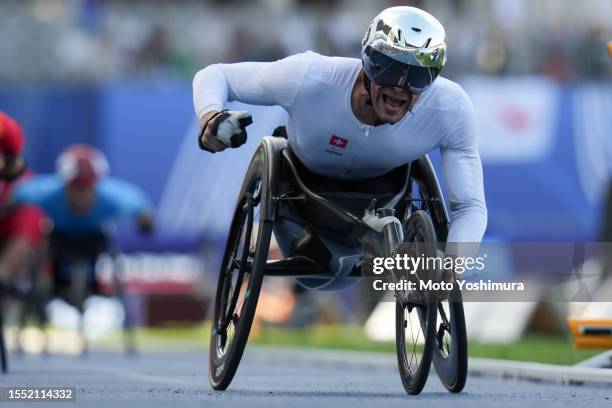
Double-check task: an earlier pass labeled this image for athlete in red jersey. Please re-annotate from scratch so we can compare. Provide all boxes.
[0,111,47,285]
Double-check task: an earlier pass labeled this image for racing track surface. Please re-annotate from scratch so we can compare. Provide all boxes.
[2,347,610,407]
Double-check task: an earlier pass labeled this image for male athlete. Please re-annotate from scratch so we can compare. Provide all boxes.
[0,111,46,287]
[13,144,153,298]
[193,7,486,251]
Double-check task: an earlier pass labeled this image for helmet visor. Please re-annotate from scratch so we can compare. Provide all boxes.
[362,47,438,94]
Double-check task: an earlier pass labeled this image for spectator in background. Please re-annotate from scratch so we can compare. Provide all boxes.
[0,111,47,287]
[135,24,173,75]
[13,144,154,300]
[574,26,611,79]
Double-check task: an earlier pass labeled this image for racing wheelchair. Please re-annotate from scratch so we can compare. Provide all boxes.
[209,136,467,395]
[47,231,137,356]
[0,230,137,373]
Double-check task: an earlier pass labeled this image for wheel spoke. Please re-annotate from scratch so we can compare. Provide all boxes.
[235,283,249,315]
[436,301,453,356]
[403,305,424,375]
[230,258,241,270]
[409,320,423,372]
[438,303,450,326]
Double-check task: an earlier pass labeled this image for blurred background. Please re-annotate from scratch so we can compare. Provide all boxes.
[0,0,611,361]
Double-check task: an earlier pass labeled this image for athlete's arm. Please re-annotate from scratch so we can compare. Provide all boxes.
[192,52,313,151]
[100,178,154,234]
[11,175,59,210]
[440,91,487,248]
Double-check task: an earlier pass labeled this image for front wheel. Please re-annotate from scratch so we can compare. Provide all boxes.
[395,210,438,395]
[209,156,272,390]
[395,300,437,394]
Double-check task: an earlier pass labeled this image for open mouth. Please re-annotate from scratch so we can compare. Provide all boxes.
[381,93,408,113]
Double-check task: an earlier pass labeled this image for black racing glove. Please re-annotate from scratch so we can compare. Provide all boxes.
[199,110,253,153]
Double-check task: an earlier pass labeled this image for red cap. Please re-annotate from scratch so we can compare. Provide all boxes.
[0,111,25,155]
[56,144,109,188]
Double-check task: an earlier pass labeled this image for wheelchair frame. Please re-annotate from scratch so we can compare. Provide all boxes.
[257,136,450,283]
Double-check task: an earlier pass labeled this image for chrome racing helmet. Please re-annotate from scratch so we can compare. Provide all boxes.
[361,6,447,94]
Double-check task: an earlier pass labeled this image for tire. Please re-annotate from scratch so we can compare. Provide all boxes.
[0,301,7,373]
[433,287,468,392]
[0,294,8,374]
[209,151,272,391]
[395,210,438,395]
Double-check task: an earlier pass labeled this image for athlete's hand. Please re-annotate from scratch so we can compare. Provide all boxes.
[198,110,253,153]
[137,212,155,235]
[199,110,226,153]
[0,153,25,181]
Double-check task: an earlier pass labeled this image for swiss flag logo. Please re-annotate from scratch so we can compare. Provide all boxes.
[329,135,348,149]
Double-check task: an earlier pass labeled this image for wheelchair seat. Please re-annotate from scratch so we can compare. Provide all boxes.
[277,148,410,246]
[286,149,408,215]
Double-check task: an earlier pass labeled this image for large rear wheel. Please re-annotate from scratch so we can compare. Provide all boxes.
[0,301,7,373]
[209,156,272,390]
